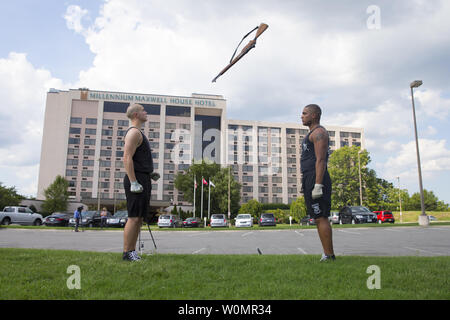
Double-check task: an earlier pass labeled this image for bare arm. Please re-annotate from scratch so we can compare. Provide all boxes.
[311,128,329,185]
[123,128,142,182]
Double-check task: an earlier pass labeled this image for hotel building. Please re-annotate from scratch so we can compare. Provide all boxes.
[37,88,364,209]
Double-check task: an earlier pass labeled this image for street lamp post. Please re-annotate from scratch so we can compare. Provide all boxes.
[410,80,429,226]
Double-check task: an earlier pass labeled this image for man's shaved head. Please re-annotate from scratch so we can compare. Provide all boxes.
[304,104,322,120]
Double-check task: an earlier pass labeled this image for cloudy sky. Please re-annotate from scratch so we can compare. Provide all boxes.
[0,0,449,204]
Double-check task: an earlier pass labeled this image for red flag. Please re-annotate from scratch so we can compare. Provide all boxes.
[194,179,198,189]
[202,178,208,186]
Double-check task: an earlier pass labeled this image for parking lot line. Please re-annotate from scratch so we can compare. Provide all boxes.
[338,229,361,235]
[403,246,444,256]
[297,247,307,254]
[294,230,304,237]
[192,248,206,254]
[241,231,254,237]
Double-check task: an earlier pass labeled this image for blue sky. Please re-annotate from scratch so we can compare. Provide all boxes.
[0,0,449,205]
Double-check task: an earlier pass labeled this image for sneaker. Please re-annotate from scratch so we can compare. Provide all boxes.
[320,253,336,262]
[123,250,141,261]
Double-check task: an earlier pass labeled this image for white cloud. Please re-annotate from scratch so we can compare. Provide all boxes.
[0,52,67,197]
[382,139,450,182]
[64,5,89,34]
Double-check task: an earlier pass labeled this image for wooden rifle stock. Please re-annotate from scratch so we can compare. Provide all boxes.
[212,23,268,82]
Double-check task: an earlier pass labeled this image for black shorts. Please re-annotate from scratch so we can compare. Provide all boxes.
[123,171,152,218]
[302,170,332,219]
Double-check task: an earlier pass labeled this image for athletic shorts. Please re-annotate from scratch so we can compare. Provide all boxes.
[123,171,152,218]
[302,170,332,219]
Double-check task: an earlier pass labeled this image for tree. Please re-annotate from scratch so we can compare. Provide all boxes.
[238,199,263,219]
[289,197,307,222]
[328,146,370,209]
[41,175,69,214]
[0,182,24,210]
[406,189,440,211]
[174,160,241,217]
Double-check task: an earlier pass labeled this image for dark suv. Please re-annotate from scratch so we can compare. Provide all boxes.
[259,213,276,227]
[339,206,377,224]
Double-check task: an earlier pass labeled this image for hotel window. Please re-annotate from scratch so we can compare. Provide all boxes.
[102,129,113,136]
[68,148,79,155]
[81,181,93,188]
[101,150,112,157]
[82,160,94,166]
[81,170,93,177]
[165,123,176,130]
[85,128,96,135]
[118,120,129,127]
[117,130,126,137]
[100,171,110,178]
[100,160,111,167]
[84,138,96,146]
[149,132,160,139]
[149,122,160,128]
[243,186,253,192]
[83,149,95,156]
[86,118,97,125]
[242,176,253,182]
[272,187,282,193]
[166,106,191,117]
[101,140,112,146]
[103,119,114,126]
[272,177,282,183]
[65,169,77,176]
[351,132,361,138]
[68,138,80,145]
[70,127,81,134]
[71,117,82,124]
[116,140,125,147]
[328,131,335,137]
[115,172,126,179]
[116,151,124,157]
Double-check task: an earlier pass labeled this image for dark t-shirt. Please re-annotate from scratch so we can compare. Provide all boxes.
[300,125,329,174]
[125,127,154,174]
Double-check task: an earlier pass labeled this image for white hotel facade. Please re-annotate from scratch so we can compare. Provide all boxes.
[37,88,364,209]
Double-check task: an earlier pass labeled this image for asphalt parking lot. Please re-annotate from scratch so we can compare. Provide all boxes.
[0,225,449,256]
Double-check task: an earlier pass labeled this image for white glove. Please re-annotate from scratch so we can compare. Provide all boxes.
[130,181,143,193]
[312,184,323,200]
[150,172,160,181]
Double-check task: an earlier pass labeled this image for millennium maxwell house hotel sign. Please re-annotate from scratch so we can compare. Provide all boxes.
[88,91,217,107]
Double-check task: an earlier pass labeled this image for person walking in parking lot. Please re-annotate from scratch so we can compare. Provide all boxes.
[74,206,83,232]
[122,103,159,262]
[100,207,108,229]
[300,104,335,262]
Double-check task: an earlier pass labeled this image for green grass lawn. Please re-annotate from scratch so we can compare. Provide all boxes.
[1,248,449,300]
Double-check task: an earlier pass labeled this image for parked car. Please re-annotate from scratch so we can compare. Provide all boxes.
[210,214,228,228]
[0,206,43,226]
[235,214,253,228]
[157,214,182,228]
[300,215,316,226]
[428,215,437,221]
[68,211,112,228]
[338,206,377,224]
[43,212,71,227]
[259,213,276,227]
[329,211,340,224]
[373,210,395,224]
[106,210,128,227]
[183,217,203,228]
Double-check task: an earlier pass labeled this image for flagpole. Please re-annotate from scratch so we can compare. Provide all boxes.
[201,176,204,220]
[208,179,211,220]
[193,175,196,218]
